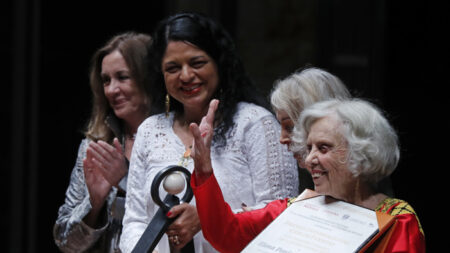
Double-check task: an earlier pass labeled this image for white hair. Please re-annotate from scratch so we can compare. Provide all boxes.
[270,67,351,123]
[291,99,400,185]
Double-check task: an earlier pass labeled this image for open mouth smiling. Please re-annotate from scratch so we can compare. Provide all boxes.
[311,169,327,180]
[181,83,202,95]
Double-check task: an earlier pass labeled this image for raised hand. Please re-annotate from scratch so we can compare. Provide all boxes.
[189,99,219,184]
[83,153,111,206]
[82,138,127,227]
[83,151,112,228]
[86,138,127,187]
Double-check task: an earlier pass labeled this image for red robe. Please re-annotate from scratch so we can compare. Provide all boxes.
[376,198,426,253]
[192,173,425,253]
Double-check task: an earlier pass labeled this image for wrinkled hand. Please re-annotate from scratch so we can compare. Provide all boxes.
[166,203,201,249]
[189,99,219,184]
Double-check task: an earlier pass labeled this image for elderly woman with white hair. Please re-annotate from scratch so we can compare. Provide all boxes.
[270,67,351,129]
[271,67,393,196]
[270,67,351,191]
[189,99,425,253]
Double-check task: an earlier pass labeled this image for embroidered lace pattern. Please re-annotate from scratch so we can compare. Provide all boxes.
[120,102,299,253]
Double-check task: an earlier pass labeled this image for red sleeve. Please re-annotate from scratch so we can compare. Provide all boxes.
[384,213,426,253]
[191,172,288,253]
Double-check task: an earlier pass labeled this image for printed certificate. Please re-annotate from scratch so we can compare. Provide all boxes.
[242,193,393,253]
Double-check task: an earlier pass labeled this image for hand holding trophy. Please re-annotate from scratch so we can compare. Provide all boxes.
[132,165,193,253]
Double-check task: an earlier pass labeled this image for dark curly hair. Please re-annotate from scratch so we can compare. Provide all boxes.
[149,12,269,145]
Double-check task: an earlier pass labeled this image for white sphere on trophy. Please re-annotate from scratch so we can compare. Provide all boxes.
[163,172,185,195]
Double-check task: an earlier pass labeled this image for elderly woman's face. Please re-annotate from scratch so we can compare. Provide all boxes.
[304,116,355,199]
[276,110,294,146]
[276,109,304,166]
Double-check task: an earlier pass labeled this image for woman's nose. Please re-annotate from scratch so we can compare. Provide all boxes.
[180,65,194,83]
[305,148,318,167]
[279,136,291,145]
[106,79,120,94]
[279,130,291,145]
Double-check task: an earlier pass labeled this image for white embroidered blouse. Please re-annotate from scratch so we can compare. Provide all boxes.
[120,102,299,253]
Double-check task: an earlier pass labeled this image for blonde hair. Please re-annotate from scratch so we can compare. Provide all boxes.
[85,32,152,142]
[270,67,351,123]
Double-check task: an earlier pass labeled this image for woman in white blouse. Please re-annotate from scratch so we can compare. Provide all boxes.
[120,12,299,253]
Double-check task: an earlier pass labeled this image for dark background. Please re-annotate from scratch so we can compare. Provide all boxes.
[2,0,447,252]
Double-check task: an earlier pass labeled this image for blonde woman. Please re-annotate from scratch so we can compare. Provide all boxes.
[54,32,154,253]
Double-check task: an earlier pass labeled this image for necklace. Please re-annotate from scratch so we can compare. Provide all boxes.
[173,114,193,168]
[178,145,192,168]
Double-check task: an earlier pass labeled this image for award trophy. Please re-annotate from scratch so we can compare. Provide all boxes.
[132,165,193,253]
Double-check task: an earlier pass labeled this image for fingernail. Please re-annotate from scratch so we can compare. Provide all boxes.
[201,132,207,137]
[166,211,172,217]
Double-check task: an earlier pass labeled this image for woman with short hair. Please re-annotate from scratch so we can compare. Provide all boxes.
[191,99,425,253]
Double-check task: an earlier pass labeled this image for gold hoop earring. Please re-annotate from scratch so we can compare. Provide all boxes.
[165,94,170,117]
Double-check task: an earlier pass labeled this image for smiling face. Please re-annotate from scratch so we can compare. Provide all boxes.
[304,115,356,199]
[102,50,147,123]
[162,41,219,114]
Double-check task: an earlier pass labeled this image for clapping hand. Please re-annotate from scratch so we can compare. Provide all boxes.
[83,138,127,210]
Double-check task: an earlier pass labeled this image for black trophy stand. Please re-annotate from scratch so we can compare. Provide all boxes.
[131,165,194,253]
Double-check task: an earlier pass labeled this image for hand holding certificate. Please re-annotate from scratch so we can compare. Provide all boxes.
[242,190,395,253]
